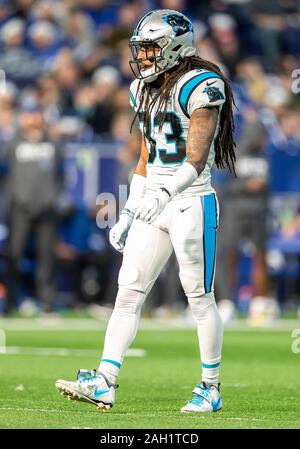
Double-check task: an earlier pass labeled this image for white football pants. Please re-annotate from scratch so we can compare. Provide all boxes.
[100,193,223,385]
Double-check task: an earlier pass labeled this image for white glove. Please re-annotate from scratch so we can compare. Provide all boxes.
[136,188,171,224]
[135,163,199,224]
[109,174,146,252]
[109,212,133,253]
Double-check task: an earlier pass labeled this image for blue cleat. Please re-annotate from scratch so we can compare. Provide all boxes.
[181,382,222,413]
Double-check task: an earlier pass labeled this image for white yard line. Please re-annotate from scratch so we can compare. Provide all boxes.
[1,346,145,358]
[0,407,64,413]
[0,318,105,331]
[0,318,298,332]
[0,407,268,422]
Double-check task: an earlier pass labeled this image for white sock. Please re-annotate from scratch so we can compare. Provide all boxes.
[98,360,121,385]
[187,292,224,387]
[98,287,146,384]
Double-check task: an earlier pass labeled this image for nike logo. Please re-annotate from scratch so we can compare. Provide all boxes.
[94,387,110,398]
[180,205,192,213]
[206,80,217,86]
[149,27,165,32]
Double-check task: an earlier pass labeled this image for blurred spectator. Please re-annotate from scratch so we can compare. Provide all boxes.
[73,83,97,127]
[209,13,240,74]
[37,74,61,122]
[266,106,300,193]
[27,20,64,69]
[235,58,285,107]
[88,65,121,137]
[102,0,146,51]
[0,82,18,144]
[250,0,286,69]
[56,202,112,307]
[3,102,64,315]
[53,48,80,115]
[216,112,275,324]
[63,5,96,47]
[195,35,221,68]
[0,18,40,87]
[29,0,66,24]
[81,0,119,37]
[0,83,17,226]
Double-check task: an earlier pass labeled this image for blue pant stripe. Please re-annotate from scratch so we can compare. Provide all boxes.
[101,359,121,369]
[202,194,218,293]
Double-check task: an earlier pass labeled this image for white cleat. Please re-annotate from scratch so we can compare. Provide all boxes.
[56,369,117,411]
[181,382,222,413]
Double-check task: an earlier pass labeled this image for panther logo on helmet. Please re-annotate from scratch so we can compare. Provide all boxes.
[162,13,193,36]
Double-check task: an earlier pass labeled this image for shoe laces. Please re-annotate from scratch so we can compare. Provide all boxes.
[77,369,97,384]
[77,369,119,389]
[79,376,96,384]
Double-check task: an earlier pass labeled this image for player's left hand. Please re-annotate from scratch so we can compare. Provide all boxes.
[136,188,171,224]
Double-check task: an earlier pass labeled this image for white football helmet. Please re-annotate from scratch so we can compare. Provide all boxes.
[129,9,196,83]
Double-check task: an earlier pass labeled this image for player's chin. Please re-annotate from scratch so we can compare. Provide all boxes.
[140,66,155,76]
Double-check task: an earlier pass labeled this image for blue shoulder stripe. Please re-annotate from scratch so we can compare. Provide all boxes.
[179,71,221,117]
[130,89,137,108]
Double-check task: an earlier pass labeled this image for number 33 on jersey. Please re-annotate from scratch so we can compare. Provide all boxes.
[129,68,226,198]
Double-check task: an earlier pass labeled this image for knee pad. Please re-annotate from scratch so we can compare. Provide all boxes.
[114,287,146,315]
[187,292,216,320]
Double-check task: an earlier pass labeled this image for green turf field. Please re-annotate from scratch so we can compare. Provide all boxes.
[0,322,299,429]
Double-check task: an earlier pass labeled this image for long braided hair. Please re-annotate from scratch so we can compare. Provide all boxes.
[131,56,236,174]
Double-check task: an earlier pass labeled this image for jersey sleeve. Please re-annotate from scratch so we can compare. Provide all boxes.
[178,71,226,118]
[129,79,140,112]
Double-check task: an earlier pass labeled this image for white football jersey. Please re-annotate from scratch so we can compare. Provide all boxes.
[129,68,226,198]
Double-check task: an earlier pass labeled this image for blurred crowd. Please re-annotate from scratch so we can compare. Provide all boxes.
[0,0,300,322]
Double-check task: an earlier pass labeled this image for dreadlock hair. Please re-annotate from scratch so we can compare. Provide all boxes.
[131,56,236,174]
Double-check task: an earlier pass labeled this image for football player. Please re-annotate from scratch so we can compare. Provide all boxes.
[56,9,236,413]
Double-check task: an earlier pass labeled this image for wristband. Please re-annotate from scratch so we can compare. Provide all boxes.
[162,162,198,198]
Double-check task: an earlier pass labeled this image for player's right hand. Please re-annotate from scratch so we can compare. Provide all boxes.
[109,213,133,253]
